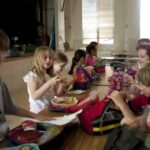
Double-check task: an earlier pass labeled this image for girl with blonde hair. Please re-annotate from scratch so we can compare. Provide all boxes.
[24,46,64,113]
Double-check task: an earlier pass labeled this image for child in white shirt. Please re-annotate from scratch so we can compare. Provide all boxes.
[23,46,64,113]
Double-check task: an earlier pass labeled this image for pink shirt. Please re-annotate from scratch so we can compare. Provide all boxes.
[86,56,96,66]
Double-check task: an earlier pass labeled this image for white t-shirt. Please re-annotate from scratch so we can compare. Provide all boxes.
[23,71,56,114]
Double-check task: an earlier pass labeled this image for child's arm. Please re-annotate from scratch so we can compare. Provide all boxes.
[63,79,74,87]
[14,105,54,121]
[108,91,135,118]
[54,79,74,95]
[147,112,150,128]
[54,82,66,96]
[28,76,61,100]
[120,116,141,128]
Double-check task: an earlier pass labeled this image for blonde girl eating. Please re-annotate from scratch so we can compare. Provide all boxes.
[23,46,63,113]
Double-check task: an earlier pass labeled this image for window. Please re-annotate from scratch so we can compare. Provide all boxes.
[82,0,114,44]
[140,0,150,38]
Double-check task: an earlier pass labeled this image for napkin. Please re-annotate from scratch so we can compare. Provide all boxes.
[22,109,82,126]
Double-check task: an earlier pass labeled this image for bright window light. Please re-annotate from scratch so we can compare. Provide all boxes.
[140,0,150,38]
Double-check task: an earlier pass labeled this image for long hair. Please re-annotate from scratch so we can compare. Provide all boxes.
[138,62,150,87]
[32,46,53,82]
[68,49,86,74]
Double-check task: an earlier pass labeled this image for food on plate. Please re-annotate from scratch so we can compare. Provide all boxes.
[52,96,78,107]
[66,90,85,94]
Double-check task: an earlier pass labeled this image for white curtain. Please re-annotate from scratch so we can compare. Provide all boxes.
[82,0,114,44]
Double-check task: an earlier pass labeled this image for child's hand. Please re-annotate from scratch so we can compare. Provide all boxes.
[120,116,140,128]
[108,91,126,109]
[65,79,74,86]
[34,113,56,121]
[60,79,74,88]
[49,76,62,85]
[126,75,135,85]
[55,73,64,80]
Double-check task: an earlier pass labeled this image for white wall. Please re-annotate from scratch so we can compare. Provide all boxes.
[64,0,140,56]
[45,0,140,55]
[65,0,83,50]
[124,0,140,54]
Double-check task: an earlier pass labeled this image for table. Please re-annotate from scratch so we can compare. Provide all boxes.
[0,88,109,150]
[40,86,109,150]
[0,71,111,150]
[100,56,138,66]
[92,66,113,86]
[101,56,138,60]
[38,67,117,150]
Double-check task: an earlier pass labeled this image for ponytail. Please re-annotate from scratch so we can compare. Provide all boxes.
[68,57,77,74]
[68,49,86,74]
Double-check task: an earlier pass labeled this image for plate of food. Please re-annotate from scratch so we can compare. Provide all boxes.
[51,96,78,108]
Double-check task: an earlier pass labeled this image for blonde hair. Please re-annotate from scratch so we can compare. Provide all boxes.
[53,51,68,63]
[32,46,53,81]
[0,29,10,51]
[138,62,150,86]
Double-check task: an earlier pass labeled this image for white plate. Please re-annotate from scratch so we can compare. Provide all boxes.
[66,90,85,95]
[51,96,78,108]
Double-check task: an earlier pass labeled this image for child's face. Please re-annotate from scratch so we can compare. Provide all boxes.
[53,61,67,74]
[137,49,150,68]
[80,57,86,65]
[43,53,53,69]
[138,84,150,97]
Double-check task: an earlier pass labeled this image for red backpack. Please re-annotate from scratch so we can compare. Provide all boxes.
[78,98,123,135]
